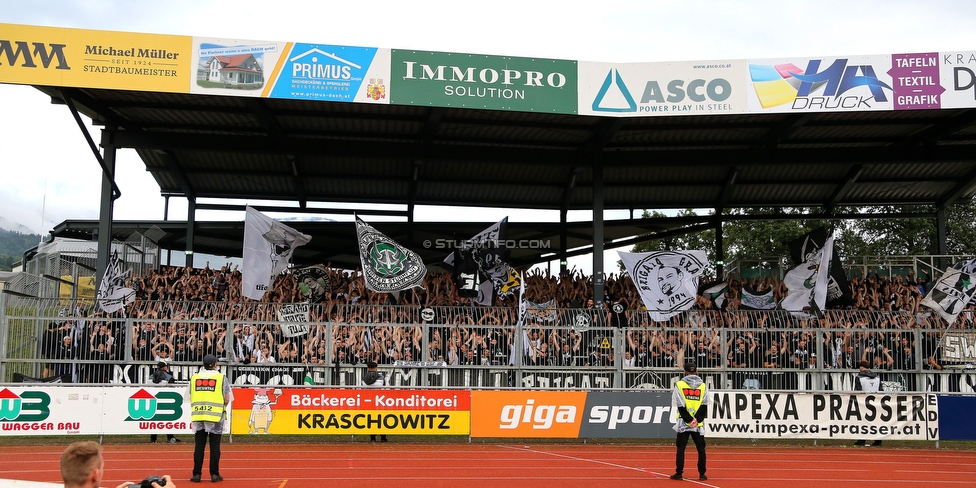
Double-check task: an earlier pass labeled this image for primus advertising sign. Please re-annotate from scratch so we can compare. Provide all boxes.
[578,60,747,116]
[391,50,577,113]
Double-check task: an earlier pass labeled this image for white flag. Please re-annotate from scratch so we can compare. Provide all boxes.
[356,216,426,293]
[618,250,707,322]
[740,286,776,310]
[96,251,135,313]
[242,206,311,300]
[920,267,976,325]
[276,303,310,338]
[780,235,834,317]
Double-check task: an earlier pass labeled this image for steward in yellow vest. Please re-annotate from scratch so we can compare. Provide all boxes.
[669,360,709,481]
[187,354,231,483]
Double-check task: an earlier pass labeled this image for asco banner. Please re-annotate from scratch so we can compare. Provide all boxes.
[230,388,470,435]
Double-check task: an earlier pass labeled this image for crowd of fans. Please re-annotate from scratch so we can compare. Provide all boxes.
[37,262,974,383]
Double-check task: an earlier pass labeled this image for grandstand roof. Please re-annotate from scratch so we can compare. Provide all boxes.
[33,84,976,267]
[36,86,976,213]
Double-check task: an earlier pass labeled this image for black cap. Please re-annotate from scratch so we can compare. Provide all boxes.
[683,360,698,373]
[203,354,218,366]
[366,360,378,369]
[157,361,168,369]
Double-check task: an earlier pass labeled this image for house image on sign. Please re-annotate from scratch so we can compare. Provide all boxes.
[198,53,264,89]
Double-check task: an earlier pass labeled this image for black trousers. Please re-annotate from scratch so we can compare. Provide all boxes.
[675,431,706,476]
[193,431,222,476]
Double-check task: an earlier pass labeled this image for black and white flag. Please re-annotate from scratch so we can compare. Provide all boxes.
[700,281,729,310]
[781,235,834,318]
[445,218,511,299]
[293,264,332,303]
[242,206,312,300]
[618,250,707,322]
[356,216,427,293]
[789,227,853,307]
[951,257,976,275]
[920,267,976,325]
[740,285,776,310]
[96,251,135,313]
[276,303,310,338]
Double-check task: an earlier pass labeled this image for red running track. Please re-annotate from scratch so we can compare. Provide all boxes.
[1,442,973,487]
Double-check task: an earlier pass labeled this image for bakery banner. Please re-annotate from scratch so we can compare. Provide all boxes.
[230,388,470,435]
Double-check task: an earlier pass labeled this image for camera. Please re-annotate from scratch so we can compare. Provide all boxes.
[129,476,166,488]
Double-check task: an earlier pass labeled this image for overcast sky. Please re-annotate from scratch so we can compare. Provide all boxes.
[2,0,975,270]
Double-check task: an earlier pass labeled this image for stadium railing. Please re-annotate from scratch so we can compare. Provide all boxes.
[1,297,973,392]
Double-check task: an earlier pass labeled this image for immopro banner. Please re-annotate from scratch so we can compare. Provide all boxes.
[230,388,470,435]
[0,23,191,93]
[707,391,939,441]
[391,50,577,113]
[579,60,747,117]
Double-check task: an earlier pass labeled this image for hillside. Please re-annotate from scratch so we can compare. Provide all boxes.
[0,228,41,271]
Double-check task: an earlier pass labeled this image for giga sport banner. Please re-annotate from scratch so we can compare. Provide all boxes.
[229,388,470,435]
[470,390,676,438]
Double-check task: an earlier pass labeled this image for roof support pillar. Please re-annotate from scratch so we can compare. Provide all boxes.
[185,199,196,268]
[559,208,568,274]
[715,219,724,280]
[592,159,605,305]
[936,207,947,270]
[95,124,118,293]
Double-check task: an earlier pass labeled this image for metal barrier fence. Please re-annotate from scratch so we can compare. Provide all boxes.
[2,297,974,392]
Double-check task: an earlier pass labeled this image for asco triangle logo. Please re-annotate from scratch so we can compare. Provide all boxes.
[592,69,637,113]
[0,388,51,422]
[125,388,184,421]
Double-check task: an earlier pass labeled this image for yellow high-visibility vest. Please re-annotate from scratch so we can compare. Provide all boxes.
[676,380,707,425]
[189,371,225,423]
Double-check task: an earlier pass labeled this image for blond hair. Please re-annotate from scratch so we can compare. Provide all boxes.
[60,441,102,487]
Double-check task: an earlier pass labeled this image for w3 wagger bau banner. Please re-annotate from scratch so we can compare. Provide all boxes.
[0,386,191,436]
[230,388,470,435]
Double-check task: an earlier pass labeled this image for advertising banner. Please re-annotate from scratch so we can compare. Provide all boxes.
[0,23,191,93]
[579,60,746,117]
[266,43,391,103]
[578,391,675,439]
[391,50,577,113]
[189,36,288,98]
[940,51,976,109]
[746,55,895,113]
[889,52,944,110]
[470,390,587,438]
[230,388,470,435]
[940,330,976,363]
[0,386,192,436]
[707,391,939,440]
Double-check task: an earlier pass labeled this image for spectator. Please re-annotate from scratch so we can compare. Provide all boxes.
[60,440,174,488]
